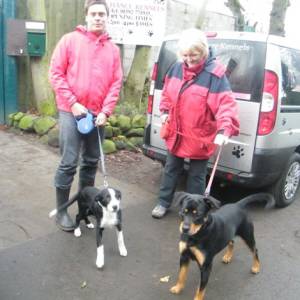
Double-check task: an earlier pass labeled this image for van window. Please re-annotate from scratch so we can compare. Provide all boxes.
[279,46,300,107]
[209,39,266,102]
[155,40,178,90]
[155,38,266,103]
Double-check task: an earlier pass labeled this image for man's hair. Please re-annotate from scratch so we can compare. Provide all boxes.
[84,0,109,15]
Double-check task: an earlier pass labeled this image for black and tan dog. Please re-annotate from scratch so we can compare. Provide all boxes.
[170,192,274,300]
[49,186,127,269]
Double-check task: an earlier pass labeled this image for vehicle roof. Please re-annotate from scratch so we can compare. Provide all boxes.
[162,31,300,50]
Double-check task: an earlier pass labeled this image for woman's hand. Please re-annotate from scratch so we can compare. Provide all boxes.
[160,113,169,123]
[214,134,229,145]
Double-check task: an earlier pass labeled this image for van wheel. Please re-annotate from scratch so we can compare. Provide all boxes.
[271,153,300,208]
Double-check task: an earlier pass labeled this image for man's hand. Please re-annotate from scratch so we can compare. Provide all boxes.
[214,134,229,145]
[71,103,88,117]
[95,112,107,126]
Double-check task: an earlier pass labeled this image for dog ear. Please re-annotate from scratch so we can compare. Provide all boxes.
[95,193,103,203]
[173,191,188,207]
[95,191,108,206]
[204,195,221,209]
[115,189,122,199]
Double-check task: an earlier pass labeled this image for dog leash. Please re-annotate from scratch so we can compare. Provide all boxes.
[97,126,109,188]
[204,144,223,198]
[167,127,248,146]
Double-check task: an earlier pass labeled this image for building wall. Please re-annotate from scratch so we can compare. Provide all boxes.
[203,11,235,31]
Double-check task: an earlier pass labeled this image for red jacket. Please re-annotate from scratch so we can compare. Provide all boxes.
[160,55,239,159]
[49,25,123,116]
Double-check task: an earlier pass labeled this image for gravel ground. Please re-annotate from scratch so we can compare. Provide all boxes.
[1,125,163,194]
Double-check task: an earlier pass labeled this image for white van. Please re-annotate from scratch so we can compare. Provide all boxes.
[143,31,300,207]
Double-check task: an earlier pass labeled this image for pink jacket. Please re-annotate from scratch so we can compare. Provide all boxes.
[49,25,123,116]
[160,58,239,160]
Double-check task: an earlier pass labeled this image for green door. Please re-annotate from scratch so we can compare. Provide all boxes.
[0,0,17,125]
[0,0,5,123]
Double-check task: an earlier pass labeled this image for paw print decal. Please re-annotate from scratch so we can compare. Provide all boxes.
[232,146,245,159]
[148,30,154,37]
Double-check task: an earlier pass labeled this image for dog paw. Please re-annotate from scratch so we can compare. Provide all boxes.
[74,228,81,237]
[222,254,232,264]
[251,266,260,274]
[96,259,104,269]
[86,223,94,229]
[119,245,128,257]
[96,246,104,268]
[170,285,183,294]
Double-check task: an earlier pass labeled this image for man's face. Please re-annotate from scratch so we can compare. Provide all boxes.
[85,4,108,34]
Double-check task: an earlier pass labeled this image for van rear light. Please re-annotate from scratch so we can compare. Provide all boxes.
[147,93,154,114]
[147,63,158,114]
[258,70,278,135]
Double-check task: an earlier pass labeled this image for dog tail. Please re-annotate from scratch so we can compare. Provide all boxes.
[237,193,275,209]
[48,192,79,218]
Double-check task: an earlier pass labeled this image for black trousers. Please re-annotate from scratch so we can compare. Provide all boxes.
[158,152,208,208]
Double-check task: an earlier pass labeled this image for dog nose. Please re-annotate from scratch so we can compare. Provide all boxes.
[182,224,190,233]
[112,205,118,211]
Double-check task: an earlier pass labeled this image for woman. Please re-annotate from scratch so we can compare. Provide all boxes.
[152,28,240,219]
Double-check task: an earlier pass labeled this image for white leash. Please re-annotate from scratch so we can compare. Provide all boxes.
[97,126,109,188]
[204,144,223,198]
[203,137,249,197]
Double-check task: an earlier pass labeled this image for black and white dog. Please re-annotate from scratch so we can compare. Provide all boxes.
[49,186,127,269]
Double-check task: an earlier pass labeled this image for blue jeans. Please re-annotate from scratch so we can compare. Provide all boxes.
[159,152,208,208]
[54,111,104,189]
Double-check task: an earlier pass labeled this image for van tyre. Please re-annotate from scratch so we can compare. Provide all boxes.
[271,153,300,208]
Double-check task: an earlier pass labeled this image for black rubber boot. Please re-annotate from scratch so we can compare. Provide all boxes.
[55,188,75,232]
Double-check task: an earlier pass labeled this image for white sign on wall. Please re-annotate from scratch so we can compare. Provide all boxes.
[106,0,167,46]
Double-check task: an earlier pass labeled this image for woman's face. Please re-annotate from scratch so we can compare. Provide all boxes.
[180,49,203,67]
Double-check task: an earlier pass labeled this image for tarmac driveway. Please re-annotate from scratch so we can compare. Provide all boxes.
[0,129,300,300]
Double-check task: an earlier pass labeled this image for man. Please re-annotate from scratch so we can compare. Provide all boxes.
[49,0,123,231]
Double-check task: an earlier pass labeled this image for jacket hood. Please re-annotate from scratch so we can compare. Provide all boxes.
[204,47,225,78]
[75,25,111,42]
